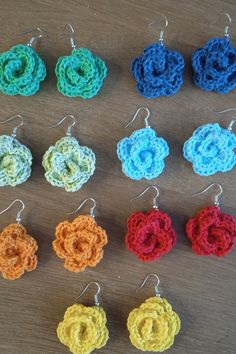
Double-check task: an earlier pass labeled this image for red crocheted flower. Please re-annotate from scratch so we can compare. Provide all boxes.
[186,205,236,256]
[125,209,177,262]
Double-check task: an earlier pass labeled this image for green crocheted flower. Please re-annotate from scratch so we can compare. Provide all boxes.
[42,136,96,192]
[0,135,32,186]
[0,44,46,96]
[55,48,107,98]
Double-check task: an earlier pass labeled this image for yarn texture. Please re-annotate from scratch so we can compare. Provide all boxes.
[0,44,46,96]
[125,209,176,262]
[192,37,236,94]
[131,43,185,98]
[42,136,96,192]
[53,215,108,272]
[117,128,169,180]
[127,296,180,352]
[0,135,32,187]
[183,123,236,176]
[0,224,38,280]
[55,48,107,98]
[186,205,236,257]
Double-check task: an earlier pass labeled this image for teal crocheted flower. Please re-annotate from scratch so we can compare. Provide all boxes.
[42,136,96,192]
[55,48,107,98]
[0,44,46,96]
[0,135,32,186]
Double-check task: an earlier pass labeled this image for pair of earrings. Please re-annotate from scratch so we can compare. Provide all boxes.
[0,114,95,191]
[125,184,236,261]
[132,13,236,98]
[0,25,107,98]
[117,107,236,179]
[57,274,181,354]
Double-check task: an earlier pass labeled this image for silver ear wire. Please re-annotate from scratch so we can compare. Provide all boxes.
[0,199,25,225]
[74,281,101,306]
[215,108,236,131]
[48,114,76,136]
[131,185,160,209]
[59,23,77,50]
[149,14,168,45]
[125,107,151,129]
[193,183,223,206]
[16,27,46,47]
[223,13,232,38]
[0,114,24,138]
[67,198,96,218]
[136,273,161,297]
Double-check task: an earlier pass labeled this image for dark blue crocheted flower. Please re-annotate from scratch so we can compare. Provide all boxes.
[183,123,236,176]
[192,37,236,94]
[117,128,169,180]
[131,43,185,98]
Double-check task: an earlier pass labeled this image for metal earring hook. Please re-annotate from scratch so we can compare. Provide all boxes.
[149,15,168,45]
[0,114,24,138]
[136,273,161,297]
[223,13,232,38]
[16,27,46,47]
[193,183,223,206]
[74,281,101,306]
[67,198,96,218]
[48,114,76,136]
[131,185,160,209]
[0,199,25,225]
[125,107,151,129]
[215,108,236,131]
[59,23,77,50]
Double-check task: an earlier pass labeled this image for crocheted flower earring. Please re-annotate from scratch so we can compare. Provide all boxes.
[57,281,109,354]
[42,114,96,192]
[131,16,185,98]
[186,183,236,257]
[55,24,107,98]
[53,198,108,272]
[183,108,236,176]
[0,199,38,280]
[0,114,33,186]
[117,107,169,180]
[192,13,236,93]
[0,27,46,96]
[125,186,177,262]
[127,273,181,352]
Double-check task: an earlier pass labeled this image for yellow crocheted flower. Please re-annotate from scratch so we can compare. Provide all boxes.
[57,303,109,354]
[127,296,180,352]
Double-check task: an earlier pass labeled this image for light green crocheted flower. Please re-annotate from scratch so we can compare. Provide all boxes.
[0,44,46,96]
[0,135,32,186]
[55,48,107,98]
[42,136,96,192]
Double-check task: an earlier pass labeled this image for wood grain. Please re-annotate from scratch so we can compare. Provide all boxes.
[0,1,235,353]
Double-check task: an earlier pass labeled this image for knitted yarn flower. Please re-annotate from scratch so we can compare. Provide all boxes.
[55,48,107,98]
[183,123,236,176]
[131,43,185,98]
[0,44,46,96]
[0,224,38,280]
[53,215,108,272]
[186,205,236,256]
[127,296,181,352]
[57,303,109,354]
[192,37,236,94]
[125,209,176,262]
[117,128,169,180]
[42,136,96,192]
[0,135,32,187]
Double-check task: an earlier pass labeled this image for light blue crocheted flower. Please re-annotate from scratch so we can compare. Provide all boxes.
[183,123,236,176]
[117,128,169,180]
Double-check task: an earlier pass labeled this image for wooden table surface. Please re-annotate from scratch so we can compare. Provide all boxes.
[0,1,236,353]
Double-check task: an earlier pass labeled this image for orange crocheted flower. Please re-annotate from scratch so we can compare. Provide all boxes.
[53,215,108,272]
[0,224,38,280]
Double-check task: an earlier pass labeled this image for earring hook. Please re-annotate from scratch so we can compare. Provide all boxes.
[215,108,236,131]
[67,198,96,218]
[149,15,168,44]
[193,183,223,206]
[223,13,232,38]
[59,23,77,49]
[0,199,25,225]
[125,107,151,129]
[0,114,24,138]
[136,273,161,297]
[48,114,76,136]
[74,281,101,306]
[131,185,159,209]
[16,27,46,47]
